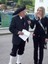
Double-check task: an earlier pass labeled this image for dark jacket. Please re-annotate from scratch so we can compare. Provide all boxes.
[30,17,48,38]
[9,15,29,45]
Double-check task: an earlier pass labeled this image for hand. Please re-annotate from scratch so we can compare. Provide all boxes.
[18,31,24,35]
[45,38,48,42]
[28,20,31,25]
[35,13,39,19]
[35,12,42,20]
[33,34,35,36]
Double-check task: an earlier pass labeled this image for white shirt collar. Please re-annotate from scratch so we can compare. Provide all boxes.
[19,16,22,19]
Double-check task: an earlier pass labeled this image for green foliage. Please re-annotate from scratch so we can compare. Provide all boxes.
[0,0,6,4]
[13,0,18,2]
[21,1,32,6]
[0,0,35,11]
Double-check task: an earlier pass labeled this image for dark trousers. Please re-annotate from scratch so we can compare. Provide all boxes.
[33,35,44,64]
[10,40,25,57]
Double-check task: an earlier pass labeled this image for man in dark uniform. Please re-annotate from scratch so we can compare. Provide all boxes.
[8,6,30,64]
[30,7,48,64]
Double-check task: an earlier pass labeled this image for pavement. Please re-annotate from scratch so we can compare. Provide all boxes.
[0,27,48,64]
[0,27,11,35]
[0,33,48,64]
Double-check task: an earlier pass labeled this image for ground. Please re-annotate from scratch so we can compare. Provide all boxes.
[0,34,48,64]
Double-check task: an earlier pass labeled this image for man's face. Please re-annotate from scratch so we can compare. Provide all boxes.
[19,9,26,17]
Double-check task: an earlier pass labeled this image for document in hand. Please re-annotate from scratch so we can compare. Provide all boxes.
[19,29,30,41]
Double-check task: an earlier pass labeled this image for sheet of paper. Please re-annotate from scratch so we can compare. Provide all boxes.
[19,29,30,41]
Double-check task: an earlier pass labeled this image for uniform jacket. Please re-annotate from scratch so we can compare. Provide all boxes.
[30,17,48,38]
[9,15,29,45]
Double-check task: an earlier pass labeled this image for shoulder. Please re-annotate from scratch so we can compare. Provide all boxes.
[33,18,37,23]
[43,17,48,25]
[12,15,19,19]
[44,17,48,20]
[25,15,30,20]
[11,15,19,24]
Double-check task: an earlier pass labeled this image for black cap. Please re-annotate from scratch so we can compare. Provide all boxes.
[13,6,26,15]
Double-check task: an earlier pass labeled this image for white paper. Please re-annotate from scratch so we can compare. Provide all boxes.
[19,29,30,41]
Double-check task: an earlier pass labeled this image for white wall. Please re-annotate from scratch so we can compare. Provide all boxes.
[34,0,48,13]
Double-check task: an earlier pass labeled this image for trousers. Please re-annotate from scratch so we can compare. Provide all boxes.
[33,35,44,64]
[10,40,25,57]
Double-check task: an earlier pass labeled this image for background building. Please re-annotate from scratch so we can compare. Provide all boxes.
[35,0,48,13]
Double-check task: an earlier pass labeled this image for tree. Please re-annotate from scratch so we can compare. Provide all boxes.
[17,0,35,12]
[13,0,18,2]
